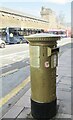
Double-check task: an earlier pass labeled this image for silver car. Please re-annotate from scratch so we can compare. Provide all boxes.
[0,38,6,48]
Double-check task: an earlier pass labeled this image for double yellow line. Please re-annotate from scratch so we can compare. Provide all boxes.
[0,76,30,108]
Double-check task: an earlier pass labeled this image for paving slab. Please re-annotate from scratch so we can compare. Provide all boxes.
[3,105,25,118]
[15,89,31,108]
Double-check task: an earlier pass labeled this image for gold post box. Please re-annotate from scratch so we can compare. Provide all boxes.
[25,33,60,119]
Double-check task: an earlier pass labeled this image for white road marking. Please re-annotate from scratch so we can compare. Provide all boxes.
[0,50,29,67]
[0,69,18,77]
[1,64,12,69]
[0,50,29,58]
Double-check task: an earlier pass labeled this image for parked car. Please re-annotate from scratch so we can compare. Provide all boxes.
[0,38,6,48]
[7,36,28,44]
[14,36,28,44]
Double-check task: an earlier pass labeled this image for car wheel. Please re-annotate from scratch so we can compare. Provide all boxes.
[1,43,5,48]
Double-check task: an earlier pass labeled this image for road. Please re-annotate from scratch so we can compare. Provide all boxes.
[0,43,29,68]
[0,43,30,97]
[0,43,30,118]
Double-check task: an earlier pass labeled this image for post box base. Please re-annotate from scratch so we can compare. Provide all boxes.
[31,99,57,119]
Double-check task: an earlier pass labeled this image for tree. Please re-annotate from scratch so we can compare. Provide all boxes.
[57,11,65,25]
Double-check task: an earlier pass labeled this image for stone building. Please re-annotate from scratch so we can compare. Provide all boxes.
[0,7,49,30]
[40,6,57,29]
[0,7,66,31]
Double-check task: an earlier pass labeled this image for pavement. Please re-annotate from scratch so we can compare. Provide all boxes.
[1,38,73,119]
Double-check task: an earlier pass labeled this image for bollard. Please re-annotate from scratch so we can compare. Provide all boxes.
[25,33,60,119]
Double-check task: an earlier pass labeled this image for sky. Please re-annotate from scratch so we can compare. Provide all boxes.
[0,0,72,23]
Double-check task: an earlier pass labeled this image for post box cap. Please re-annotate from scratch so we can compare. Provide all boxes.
[24,33,60,42]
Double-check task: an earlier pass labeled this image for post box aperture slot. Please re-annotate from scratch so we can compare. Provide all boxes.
[52,47,59,53]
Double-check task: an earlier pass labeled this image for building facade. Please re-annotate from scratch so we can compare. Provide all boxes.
[40,7,57,29]
[0,7,66,31]
[0,7,49,30]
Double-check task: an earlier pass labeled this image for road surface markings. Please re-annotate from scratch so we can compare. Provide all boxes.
[0,69,18,77]
[2,64,12,68]
[0,64,12,69]
[0,50,29,58]
[0,76,30,108]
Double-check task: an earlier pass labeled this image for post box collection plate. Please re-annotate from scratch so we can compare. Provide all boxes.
[29,46,40,68]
